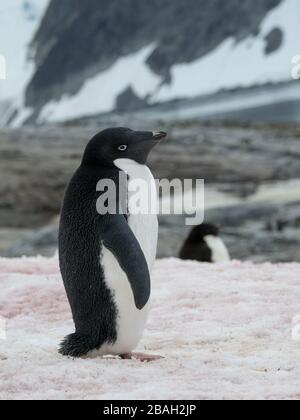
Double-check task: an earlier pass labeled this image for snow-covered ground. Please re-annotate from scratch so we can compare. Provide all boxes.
[1,256,300,400]
[34,0,300,124]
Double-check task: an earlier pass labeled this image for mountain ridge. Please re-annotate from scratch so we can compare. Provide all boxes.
[27,0,282,109]
[2,0,300,126]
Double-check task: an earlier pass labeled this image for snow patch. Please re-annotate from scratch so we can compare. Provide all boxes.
[0,55,6,80]
[153,0,300,102]
[0,0,50,101]
[38,45,161,123]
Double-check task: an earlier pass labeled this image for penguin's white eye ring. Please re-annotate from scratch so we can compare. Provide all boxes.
[118,145,128,151]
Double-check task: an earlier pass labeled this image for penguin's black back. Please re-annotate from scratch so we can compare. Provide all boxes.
[59,164,119,356]
[179,224,220,263]
[179,239,212,262]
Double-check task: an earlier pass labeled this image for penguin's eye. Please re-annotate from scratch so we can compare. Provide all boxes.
[118,145,128,151]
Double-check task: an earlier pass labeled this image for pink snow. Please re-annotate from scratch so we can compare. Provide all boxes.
[0,257,300,400]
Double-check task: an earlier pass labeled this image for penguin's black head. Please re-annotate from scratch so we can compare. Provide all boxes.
[82,127,167,166]
[187,223,220,242]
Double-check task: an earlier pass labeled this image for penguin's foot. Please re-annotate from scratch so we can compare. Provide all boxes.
[120,352,163,362]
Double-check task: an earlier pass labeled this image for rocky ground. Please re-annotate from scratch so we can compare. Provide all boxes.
[0,119,300,262]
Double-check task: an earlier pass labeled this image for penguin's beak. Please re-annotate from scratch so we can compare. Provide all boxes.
[152,131,167,141]
[131,130,167,164]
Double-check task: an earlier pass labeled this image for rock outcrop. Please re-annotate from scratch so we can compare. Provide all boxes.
[1,120,300,262]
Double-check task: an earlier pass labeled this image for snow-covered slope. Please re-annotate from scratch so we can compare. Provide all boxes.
[39,45,161,123]
[1,256,300,400]
[35,0,300,124]
[0,0,49,123]
[154,0,300,102]
[1,0,299,125]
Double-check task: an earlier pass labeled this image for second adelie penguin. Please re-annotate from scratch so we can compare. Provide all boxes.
[180,223,230,263]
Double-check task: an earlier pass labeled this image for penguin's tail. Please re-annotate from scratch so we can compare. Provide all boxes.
[59,333,97,358]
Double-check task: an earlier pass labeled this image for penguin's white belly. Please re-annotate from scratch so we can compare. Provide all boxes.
[99,159,158,355]
[204,235,231,263]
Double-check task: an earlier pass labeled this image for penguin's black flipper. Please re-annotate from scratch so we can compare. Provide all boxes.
[99,214,151,310]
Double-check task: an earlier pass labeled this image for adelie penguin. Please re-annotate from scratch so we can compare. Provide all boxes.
[179,223,230,263]
[59,127,167,361]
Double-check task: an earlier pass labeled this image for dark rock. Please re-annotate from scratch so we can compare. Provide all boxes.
[5,225,58,258]
[115,86,148,112]
[264,27,283,55]
[5,201,300,263]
